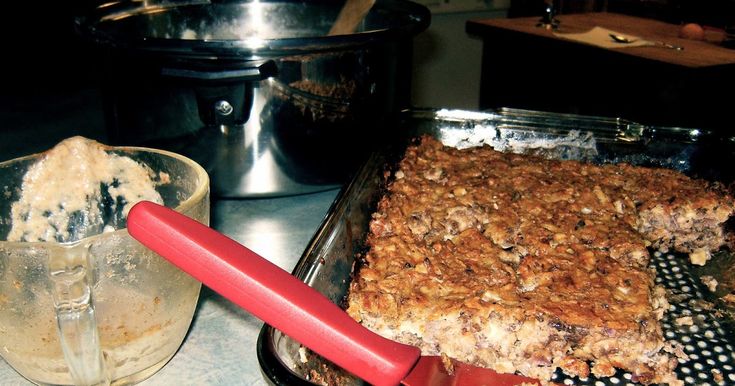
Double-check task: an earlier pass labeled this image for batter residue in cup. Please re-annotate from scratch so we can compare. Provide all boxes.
[7,136,164,242]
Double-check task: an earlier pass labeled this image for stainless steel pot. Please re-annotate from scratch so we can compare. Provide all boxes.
[75,0,430,197]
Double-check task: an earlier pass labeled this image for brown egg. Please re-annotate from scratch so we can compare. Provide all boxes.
[679,23,705,40]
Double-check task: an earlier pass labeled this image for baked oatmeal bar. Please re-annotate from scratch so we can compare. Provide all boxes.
[346,136,734,385]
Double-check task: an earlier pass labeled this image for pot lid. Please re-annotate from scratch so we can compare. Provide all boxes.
[75,0,430,58]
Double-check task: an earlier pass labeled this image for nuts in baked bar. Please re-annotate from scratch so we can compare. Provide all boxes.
[347,136,734,385]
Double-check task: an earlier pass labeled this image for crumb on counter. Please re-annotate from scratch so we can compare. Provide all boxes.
[675,316,694,326]
[700,275,718,293]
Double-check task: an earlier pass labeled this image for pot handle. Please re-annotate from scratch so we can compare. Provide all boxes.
[160,59,277,82]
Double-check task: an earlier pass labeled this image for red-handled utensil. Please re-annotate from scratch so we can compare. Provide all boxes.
[126,201,540,386]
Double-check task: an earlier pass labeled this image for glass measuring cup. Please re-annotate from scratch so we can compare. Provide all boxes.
[0,145,209,385]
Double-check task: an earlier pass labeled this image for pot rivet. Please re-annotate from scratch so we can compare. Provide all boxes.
[214,100,234,116]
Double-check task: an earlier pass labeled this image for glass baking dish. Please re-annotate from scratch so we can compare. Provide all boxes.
[257,108,735,386]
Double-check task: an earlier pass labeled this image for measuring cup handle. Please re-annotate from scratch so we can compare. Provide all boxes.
[50,248,110,386]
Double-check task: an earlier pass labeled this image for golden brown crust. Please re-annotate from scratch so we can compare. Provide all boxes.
[347,136,734,385]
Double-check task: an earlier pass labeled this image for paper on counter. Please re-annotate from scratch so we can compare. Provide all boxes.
[554,26,649,49]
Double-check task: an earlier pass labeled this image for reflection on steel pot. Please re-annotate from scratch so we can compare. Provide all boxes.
[75,0,430,197]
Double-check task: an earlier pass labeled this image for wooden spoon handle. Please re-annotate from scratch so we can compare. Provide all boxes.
[328,0,376,36]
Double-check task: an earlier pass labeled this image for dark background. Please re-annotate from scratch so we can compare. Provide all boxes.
[2,0,735,153]
[0,1,106,160]
[1,1,100,95]
[5,0,735,94]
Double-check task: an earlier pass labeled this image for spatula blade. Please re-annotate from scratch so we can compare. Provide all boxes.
[402,356,541,386]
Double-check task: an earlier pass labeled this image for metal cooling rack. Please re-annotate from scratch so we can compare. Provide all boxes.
[550,251,735,386]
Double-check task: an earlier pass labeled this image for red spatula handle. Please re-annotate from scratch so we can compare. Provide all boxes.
[127,201,420,386]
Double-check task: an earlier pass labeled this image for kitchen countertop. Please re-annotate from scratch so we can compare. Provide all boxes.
[465,12,735,131]
[0,87,341,385]
[467,12,735,69]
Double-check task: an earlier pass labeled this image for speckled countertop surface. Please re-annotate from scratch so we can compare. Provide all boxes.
[0,87,339,385]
